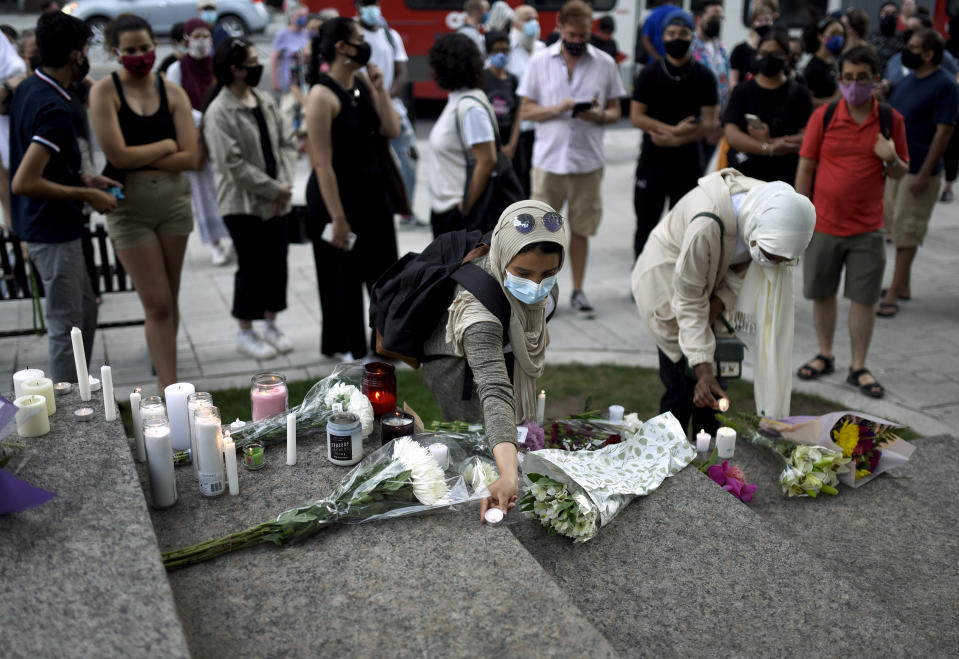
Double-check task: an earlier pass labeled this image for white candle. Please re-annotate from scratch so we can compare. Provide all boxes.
[163,382,195,451]
[696,429,711,453]
[716,426,737,459]
[286,412,296,466]
[21,377,55,415]
[223,433,239,496]
[187,393,213,480]
[100,365,116,421]
[428,443,449,470]
[70,327,91,401]
[608,404,624,422]
[130,388,145,462]
[144,420,177,508]
[12,368,44,399]
[536,390,546,424]
[194,409,225,497]
[13,395,50,438]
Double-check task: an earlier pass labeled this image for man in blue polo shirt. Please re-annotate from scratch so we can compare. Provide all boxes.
[10,11,118,382]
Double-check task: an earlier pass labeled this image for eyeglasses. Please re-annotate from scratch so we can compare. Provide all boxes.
[840,73,874,83]
[513,211,564,234]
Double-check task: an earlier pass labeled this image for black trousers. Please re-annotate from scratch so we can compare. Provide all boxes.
[430,206,465,239]
[944,125,959,184]
[512,129,535,198]
[223,214,288,320]
[658,348,725,438]
[633,157,701,258]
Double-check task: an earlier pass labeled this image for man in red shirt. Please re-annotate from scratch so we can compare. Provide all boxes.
[794,46,909,399]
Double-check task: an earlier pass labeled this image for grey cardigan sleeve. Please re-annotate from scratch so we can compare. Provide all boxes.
[462,321,517,451]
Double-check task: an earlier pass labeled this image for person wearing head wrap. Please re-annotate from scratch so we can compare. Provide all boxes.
[631,169,815,435]
[422,200,567,522]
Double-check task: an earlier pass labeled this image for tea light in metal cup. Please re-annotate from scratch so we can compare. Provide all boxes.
[74,407,94,422]
[484,508,504,525]
[717,397,729,412]
[88,376,101,392]
[54,382,73,397]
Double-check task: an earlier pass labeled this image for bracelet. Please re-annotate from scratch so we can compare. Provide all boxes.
[883,157,898,168]
[761,142,769,155]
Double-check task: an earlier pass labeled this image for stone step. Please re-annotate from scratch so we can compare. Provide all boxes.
[509,438,944,656]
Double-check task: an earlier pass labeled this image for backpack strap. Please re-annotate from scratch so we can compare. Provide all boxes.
[877,101,893,139]
[692,210,726,296]
[822,100,839,134]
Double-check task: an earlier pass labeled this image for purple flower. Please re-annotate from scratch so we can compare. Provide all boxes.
[522,420,546,452]
[707,460,758,503]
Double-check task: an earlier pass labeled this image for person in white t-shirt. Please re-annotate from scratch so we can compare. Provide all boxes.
[355,0,423,225]
[508,3,545,197]
[427,33,497,237]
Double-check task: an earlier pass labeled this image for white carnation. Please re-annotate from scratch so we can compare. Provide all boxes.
[324,383,374,436]
[391,437,450,505]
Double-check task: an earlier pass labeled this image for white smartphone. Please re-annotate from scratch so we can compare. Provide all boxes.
[745,113,764,130]
[321,223,357,251]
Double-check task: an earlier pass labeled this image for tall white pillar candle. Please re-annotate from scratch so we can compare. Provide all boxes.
[287,412,296,466]
[70,327,91,401]
[536,390,546,424]
[716,427,737,459]
[13,368,44,399]
[22,377,55,415]
[130,388,145,462]
[13,395,50,438]
[194,407,225,497]
[144,418,177,509]
[223,432,239,496]
[163,382,195,451]
[100,365,116,421]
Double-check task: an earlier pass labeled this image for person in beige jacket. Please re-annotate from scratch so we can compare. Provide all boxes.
[204,36,297,360]
[632,168,815,436]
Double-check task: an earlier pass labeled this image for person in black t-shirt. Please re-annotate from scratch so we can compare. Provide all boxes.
[482,30,520,160]
[590,15,619,61]
[630,9,718,258]
[157,22,186,74]
[723,30,812,185]
[802,16,845,105]
[729,5,775,89]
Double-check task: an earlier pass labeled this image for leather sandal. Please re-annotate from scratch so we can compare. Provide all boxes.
[847,368,885,399]
[876,302,899,318]
[797,354,835,380]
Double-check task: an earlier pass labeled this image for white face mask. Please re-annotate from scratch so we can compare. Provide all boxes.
[188,37,211,59]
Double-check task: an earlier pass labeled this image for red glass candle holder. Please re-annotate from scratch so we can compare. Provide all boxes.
[362,362,397,416]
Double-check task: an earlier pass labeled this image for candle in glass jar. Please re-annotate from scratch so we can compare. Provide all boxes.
[21,377,55,416]
[243,442,265,470]
[144,417,177,509]
[380,411,414,446]
[130,388,145,462]
[187,392,214,479]
[716,426,736,459]
[12,368,44,399]
[361,362,397,416]
[194,406,226,497]
[164,382,196,451]
[13,395,50,438]
[250,373,288,421]
[696,429,711,453]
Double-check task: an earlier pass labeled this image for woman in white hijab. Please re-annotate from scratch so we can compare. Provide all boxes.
[422,200,567,522]
[632,169,815,435]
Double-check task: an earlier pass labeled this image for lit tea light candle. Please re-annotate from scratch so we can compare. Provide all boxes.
[53,382,72,397]
[484,508,504,525]
[14,395,50,437]
[718,397,730,413]
[716,426,736,459]
[696,429,711,453]
[243,442,265,470]
[74,407,94,422]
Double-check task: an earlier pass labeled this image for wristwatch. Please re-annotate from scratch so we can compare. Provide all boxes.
[883,156,899,168]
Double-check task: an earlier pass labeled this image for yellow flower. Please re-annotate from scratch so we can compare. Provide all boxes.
[855,468,871,479]
[832,420,859,458]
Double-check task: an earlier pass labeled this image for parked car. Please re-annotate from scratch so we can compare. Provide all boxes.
[62,0,270,39]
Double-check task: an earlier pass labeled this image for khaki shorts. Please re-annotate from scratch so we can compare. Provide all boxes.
[106,171,194,251]
[883,172,942,248]
[531,167,603,237]
[802,230,886,305]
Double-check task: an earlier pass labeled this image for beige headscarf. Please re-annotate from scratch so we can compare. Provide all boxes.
[445,201,568,422]
[730,182,816,419]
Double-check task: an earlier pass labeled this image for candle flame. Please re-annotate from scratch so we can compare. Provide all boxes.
[718,398,730,412]
[135,387,142,394]
[374,391,381,401]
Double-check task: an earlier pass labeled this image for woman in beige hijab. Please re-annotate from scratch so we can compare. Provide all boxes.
[422,200,567,522]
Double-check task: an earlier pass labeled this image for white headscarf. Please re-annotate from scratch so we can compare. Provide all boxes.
[730,182,815,419]
[486,1,516,32]
[446,201,567,423]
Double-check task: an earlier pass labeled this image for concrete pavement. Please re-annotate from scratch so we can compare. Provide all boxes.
[3,121,957,437]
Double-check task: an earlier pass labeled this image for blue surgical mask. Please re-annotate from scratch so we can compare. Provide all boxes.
[200,10,217,25]
[296,15,308,28]
[523,19,540,40]
[359,4,382,26]
[488,52,509,69]
[504,272,557,305]
[825,35,844,55]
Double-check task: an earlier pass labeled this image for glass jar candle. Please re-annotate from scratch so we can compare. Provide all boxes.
[362,362,397,417]
[143,416,177,509]
[187,392,213,479]
[250,373,289,421]
[242,441,265,470]
[327,412,364,466]
[194,405,226,497]
[380,410,414,446]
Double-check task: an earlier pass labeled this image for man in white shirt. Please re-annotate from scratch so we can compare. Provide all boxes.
[517,0,625,318]
[508,3,545,196]
[458,0,489,56]
[356,0,423,224]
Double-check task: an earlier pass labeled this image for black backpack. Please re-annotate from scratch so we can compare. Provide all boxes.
[369,230,511,370]
[823,99,893,138]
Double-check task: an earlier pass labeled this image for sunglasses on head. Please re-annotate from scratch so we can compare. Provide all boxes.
[513,211,564,234]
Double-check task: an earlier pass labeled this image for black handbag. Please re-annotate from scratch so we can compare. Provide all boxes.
[454,94,524,234]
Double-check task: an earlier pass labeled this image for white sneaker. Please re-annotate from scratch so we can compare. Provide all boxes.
[237,331,277,359]
[261,324,294,353]
[210,243,228,266]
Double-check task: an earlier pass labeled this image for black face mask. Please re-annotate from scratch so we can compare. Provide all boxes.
[244,64,264,86]
[902,29,913,44]
[880,14,898,37]
[703,20,721,39]
[754,54,786,77]
[664,38,691,59]
[563,39,587,57]
[755,24,772,38]
[74,54,90,81]
[347,40,372,66]
[28,54,40,71]
[901,48,923,69]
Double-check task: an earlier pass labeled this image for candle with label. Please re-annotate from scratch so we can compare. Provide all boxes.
[327,412,363,466]
[100,365,116,421]
[22,377,55,416]
[194,406,226,497]
[12,368,44,399]
[70,327,91,401]
[222,431,239,496]
[144,416,177,509]
[286,412,296,466]
[164,382,196,451]
[14,395,50,437]
[716,426,737,459]
[130,388,145,462]
[696,429,711,453]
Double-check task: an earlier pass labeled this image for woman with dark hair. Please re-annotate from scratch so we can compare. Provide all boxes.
[304,17,400,360]
[802,16,845,106]
[729,6,775,89]
[427,32,497,237]
[203,37,297,359]
[89,13,198,389]
[842,8,870,52]
[722,30,812,185]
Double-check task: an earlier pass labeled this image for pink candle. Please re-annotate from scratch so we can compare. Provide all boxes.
[250,372,289,421]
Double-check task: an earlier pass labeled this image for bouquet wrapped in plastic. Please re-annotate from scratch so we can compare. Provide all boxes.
[542,413,645,452]
[162,433,488,570]
[518,412,695,542]
[230,363,374,450]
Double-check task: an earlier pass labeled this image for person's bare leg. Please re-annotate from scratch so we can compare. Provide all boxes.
[156,233,189,338]
[848,301,875,373]
[569,232,588,291]
[813,295,837,362]
[881,246,917,305]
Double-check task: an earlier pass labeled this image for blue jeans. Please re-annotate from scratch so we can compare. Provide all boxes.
[390,111,417,213]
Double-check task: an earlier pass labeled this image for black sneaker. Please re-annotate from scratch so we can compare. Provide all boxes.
[941,188,954,203]
[570,290,596,318]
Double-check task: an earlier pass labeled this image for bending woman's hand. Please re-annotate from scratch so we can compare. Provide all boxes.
[481,442,519,523]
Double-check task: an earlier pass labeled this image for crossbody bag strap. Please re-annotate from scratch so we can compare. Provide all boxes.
[692,210,740,338]
[453,93,502,161]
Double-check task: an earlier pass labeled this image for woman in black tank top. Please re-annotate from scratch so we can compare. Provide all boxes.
[305,17,401,359]
[89,14,199,390]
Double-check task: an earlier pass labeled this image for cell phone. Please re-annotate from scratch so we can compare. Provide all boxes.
[321,223,357,251]
[573,101,596,115]
[745,113,764,130]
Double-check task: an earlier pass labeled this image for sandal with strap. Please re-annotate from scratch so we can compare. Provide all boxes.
[876,302,899,318]
[846,368,885,399]
[797,354,835,380]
